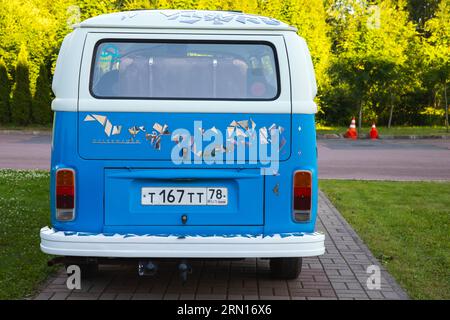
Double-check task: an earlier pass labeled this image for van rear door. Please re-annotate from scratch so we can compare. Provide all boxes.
[104,168,264,226]
[77,33,291,227]
[78,33,291,161]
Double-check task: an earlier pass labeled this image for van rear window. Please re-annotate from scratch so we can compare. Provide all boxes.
[90,40,279,100]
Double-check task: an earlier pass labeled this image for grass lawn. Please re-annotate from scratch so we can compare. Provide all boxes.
[0,124,52,132]
[2,124,449,137]
[320,180,450,300]
[0,169,56,299]
[316,125,450,136]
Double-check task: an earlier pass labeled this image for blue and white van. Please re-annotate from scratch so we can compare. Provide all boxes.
[40,10,325,279]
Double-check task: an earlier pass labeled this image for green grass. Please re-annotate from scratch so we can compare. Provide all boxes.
[2,124,449,136]
[0,124,52,132]
[316,125,450,136]
[0,169,56,299]
[320,180,450,300]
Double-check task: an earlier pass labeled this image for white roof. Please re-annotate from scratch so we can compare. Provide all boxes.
[77,10,296,31]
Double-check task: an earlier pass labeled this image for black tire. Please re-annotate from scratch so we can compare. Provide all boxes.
[65,263,99,279]
[270,257,302,279]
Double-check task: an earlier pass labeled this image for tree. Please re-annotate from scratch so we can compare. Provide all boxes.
[171,0,198,10]
[406,0,441,32]
[259,0,284,20]
[370,0,420,127]
[323,0,418,129]
[0,58,10,124]
[32,63,53,124]
[121,0,154,10]
[0,0,61,93]
[0,0,447,128]
[424,0,449,131]
[196,0,218,10]
[281,0,332,108]
[77,0,120,20]
[154,0,173,9]
[11,45,32,125]
[240,0,258,13]
[323,1,372,129]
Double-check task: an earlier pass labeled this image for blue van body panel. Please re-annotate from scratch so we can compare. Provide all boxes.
[51,111,318,236]
[78,112,292,161]
[105,168,264,226]
[264,114,318,235]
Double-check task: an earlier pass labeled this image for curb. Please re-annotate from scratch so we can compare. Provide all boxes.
[318,133,450,140]
[0,130,52,136]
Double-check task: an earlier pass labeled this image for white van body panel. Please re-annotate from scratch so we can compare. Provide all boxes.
[51,29,85,112]
[41,227,325,258]
[52,10,317,114]
[78,32,291,114]
[283,32,318,114]
[77,10,297,32]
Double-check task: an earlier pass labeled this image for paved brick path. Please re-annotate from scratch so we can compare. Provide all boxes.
[34,192,408,300]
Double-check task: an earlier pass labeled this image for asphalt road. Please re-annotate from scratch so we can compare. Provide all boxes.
[0,133,51,170]
[318,139,450,180]
[0,133,449,180]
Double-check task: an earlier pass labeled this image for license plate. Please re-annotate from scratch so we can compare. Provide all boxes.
[141,187,228,206]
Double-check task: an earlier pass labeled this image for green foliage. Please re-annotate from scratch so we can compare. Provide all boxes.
[406,0,441,32]
[283,0,331,95]
[0,0,66,93]
[423,0,449,113]
[196,0,218,10]
[32,64,52,125]
[0,58,10,124]
[171,0,198,10]
[259,0,284,19]
[0,0,448,126]
[11,45,32,125]
[321,0,426,126]
[154,0,174,9]
[77,0,121,20]
[121,0,154,10]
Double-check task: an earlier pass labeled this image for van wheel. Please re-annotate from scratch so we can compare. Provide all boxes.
[65,263,99,279]
[270,257,302,279]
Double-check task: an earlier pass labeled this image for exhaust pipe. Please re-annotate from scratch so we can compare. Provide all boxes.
[138,260,158,276]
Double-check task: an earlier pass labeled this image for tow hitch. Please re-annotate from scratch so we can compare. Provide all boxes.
[137,260,192,283]
[178,260,192,284]
[138,260,158,276]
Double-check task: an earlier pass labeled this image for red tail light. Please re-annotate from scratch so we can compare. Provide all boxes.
[293,171,312,222]
[56,168,75,221]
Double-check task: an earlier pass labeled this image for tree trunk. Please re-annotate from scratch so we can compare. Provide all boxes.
[444,82,448,133]
[358,101,363,133]
[388,96,394,129]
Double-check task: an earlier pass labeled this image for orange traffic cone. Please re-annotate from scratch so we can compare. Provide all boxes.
[344,117,358,139]
[370,123,379,139]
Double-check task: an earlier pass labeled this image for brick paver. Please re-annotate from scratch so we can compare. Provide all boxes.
[33,192,408,300]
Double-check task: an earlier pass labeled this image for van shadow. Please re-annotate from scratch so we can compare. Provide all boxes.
[77,259,283,299]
